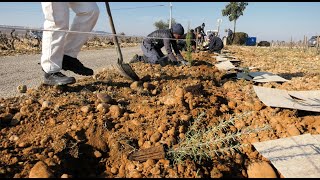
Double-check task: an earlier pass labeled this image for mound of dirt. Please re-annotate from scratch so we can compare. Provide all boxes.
[0,46,319,178]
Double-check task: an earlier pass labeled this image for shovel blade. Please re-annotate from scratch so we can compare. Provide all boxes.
[116,59,140,81]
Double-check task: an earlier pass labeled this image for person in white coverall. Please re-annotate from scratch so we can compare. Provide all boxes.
[41,2,100,85]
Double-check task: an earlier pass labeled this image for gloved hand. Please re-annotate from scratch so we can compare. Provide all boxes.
[179,59,189,66]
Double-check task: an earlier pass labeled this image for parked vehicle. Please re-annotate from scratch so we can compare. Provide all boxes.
[308,36,320,47]
[257,41,270,47]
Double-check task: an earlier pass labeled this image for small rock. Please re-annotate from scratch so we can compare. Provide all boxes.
[118,164,125,177]
[0,167,6,174]
[150,132,162,143]
[131,119,140,126]
[29,161,54,178]
[96,93,113,103]
[61,174,70,178]
[143,159,155,169]
[94,150,102,158]
[12,112,22,121]
[25,98,34,105]
[41,101,52,110]
[17,85,27,93]
[151,89,157,95]
[167,127,175,136]
[48,118,56,126]
[19,106,29,116]
[143,82,150,89]
[10,157,18,164]
[247,161,277,178]
[40,136,51,146]
[80,105,91,114]
[129,170,142,178]
[178,126,185,133]
[180,114,191,121]
[210,167,223,178]
[157,124,168,133]
[44,158,56,167]
[109,105,122,118]
[9,135,19,141]
[130,81,142,90]
[48,152,54,158]
[18,142,28,148]
[96,103,110,113]
[70,124,77,131]
[22,147,34,155]
[174,88,185,98]
[126,162,136,171]
[178,133,185,139]
[110,167,118,174]
[228,101,237,109]
[253,100,263,111]
[163,96,177,106]
[287,125,300,136]
[316,126,320,134]
[53,104,61,112]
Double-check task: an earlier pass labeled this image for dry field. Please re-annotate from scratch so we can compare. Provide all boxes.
[0,44,320,178]
[0,31,141,56]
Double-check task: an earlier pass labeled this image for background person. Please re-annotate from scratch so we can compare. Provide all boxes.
[204,33,224,54]
[130,23,188,66]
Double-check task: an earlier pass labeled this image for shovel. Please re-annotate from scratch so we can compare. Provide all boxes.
[105,2,140,81]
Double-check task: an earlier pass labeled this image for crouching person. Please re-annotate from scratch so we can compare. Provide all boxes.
[204,33,224,54]
[130,23,188,66]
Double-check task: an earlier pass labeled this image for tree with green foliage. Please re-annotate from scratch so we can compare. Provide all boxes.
[185,28,193,64]
[222,2,248,36]
[153,18,176,30]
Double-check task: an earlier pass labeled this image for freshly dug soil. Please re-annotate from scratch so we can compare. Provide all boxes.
[1,46,320,178]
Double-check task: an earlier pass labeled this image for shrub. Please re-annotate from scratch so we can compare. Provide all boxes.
[232,32,248,45]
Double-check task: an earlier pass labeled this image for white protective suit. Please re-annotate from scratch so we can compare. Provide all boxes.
[41,2,99,73]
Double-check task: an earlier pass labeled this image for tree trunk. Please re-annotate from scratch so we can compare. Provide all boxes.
[233,19,236,34]
[233,19,237,43]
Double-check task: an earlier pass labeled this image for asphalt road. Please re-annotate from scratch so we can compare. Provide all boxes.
[0,46,142,99]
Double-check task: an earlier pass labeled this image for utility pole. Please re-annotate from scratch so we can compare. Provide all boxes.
[169,2,172,29]
[217,19,222,37]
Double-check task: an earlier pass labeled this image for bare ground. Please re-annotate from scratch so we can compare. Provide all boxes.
[0,45,320,178]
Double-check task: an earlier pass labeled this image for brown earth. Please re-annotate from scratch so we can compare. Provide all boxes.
[1,45,320,178]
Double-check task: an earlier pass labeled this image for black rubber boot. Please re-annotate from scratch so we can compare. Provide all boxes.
[43,72,76,86]
[62,55,94,76]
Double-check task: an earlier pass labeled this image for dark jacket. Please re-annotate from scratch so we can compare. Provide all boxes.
[143,29,181,59]
[208,35,224,51]
[194,26,205,35]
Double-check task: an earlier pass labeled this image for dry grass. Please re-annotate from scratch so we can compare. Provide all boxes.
[167,111,271,165]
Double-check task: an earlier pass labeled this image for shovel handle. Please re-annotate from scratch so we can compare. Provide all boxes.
[105,2,123,64]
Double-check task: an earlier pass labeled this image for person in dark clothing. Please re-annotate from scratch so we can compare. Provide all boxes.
[194,23,206,45]
[177,29,196,52]
[227,28,233,45]
[204,33,224,53]
[130,23,188,66]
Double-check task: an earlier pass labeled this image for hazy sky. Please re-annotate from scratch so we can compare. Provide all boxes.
[0,2,319,42]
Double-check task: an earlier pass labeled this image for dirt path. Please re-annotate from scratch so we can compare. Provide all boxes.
[0,46,141,98]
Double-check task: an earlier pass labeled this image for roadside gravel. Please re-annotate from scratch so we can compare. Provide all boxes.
[0,46,142,98]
